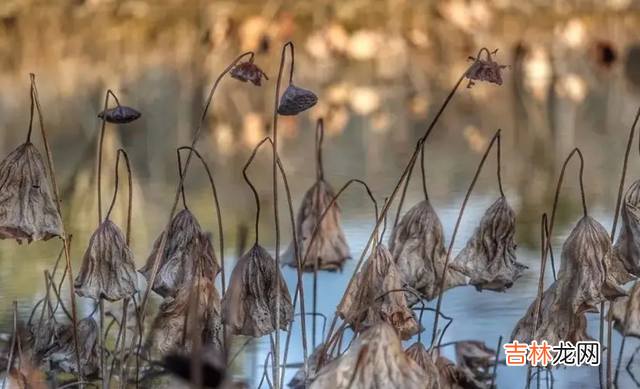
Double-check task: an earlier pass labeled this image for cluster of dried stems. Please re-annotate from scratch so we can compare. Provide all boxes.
[4,41,638,389]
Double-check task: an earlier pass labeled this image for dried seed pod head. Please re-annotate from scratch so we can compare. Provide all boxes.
[289,344,332,389]
[277,83,319,116]
[221,244,294,337]
[74,219,138,302]
[45,317,99,378]
[0,143,63,244]
[611,281,640,338]
[451,196,528,292]
[614,179,640,276]
[230,58,269,86]
[465,49,509,89]
[283,180,350,272]
[147,275,222,355]
[404,342,440,388]
[454,340,496,374]
[309,322,430,389]
[389,200,466,304]
[436,355,485,389]
[560,216,628,311]
[339,244,419,339]
[98,105,141,124]
[139,209,215,298]
[511,282,597,347]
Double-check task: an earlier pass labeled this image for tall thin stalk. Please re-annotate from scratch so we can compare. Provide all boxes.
[97,90,122,222]
[123,51,255,378]
[313,119,324,351]
[29,74,82,380]
[2,301,18,389]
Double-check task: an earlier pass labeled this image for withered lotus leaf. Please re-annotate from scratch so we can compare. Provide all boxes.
[436,355,485,389]
[45,316,99,378]
[465,53,509,89]
[454,341,496,376]
[283,180,350,272]
[0,143,63,244]
[614,180,640,277]
[74,219,138,302]
[288,343,333,389]
[309,322,430,389]
[98,106,141,124]
[147,275,222,355]
[339,244,419,340]
[230,60,268,86]
[611,281,640,338]
[221,244,294,337]
[139,209,219,298]
[404,342,441,389]
[451,196,527,292]
[277,83,318,116]
[389,201,466,304]
[28,320,57,366]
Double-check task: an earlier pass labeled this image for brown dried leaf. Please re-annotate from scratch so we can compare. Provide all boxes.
[230,60,269,86]
[339,244,419,340]
[74,219,138,302]
[436,356,485,389]
[139,209,220,298]
[404,342,441,388]
[611,281,640,338]
[147,275,222,356]
[283,180,350,272]
[614,180,640,276]
[0,143,63,244]
[389,201,467,303]
[97,106,141,124]
[465,53,509,89]
[309,323,431,389]
[451,197,527,292]
[221,244,294,337]
[45,317,99,378]
[288,343,333,389]
[277,83,319,116]
[454,341,496,375]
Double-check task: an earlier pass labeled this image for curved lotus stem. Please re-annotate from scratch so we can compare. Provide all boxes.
[316,119,325,182]
[124,51,256,381]
[242,145,263,244]
[177,146,225,294]
[97,89,123,222]
[29,74,82,379]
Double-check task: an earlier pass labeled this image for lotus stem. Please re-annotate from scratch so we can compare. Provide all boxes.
[526,213,551,388]
[313,118,325,350]
[242,137,309,388]
[29,73,82,382]
[97,89,122,222]
[242,144,263,244]
[607,105,640,389]
[431,129,503,344]
[316,119,325,182]
[547,147,588,239]
[271,41,296,389]
[125,51,255,379]
[489,335,503,389]
[2,301,17,389]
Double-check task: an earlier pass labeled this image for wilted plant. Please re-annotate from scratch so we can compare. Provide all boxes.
[276,42,318,116]
[454,341,497,378]
[452,133,527,292]
[97,90,141,125]
[614,179,640,276]
[230,57,269,86]
[283,119,350,272]
[436,355,486,389]
[45,316,99,378]
[465,48,510,88]
[288,343,332,389]
[404,342,440,389]
[611,281,640,338]
[309,322,430,389]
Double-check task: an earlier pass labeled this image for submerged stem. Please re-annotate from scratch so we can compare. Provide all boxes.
[431,129,502,344]
[30,73,82,382]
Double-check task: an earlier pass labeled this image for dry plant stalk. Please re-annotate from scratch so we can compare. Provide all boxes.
[45,317,99,378]
[611,281,640,338]
[451,196,527,292]
[339,244,419,339]
[389,200,466,303]
[221,244,294,337]
[0,142,63,244]
[139,209,219,298]
[404,342,440,389]
[309,322,431,389]
[613,179,640,276]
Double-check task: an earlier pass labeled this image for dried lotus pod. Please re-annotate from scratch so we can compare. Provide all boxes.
[283,179,350,272]
[614,179,640,276]
[465,49,509,89]
[436,355,485,389]
[288,343,332,389]
[74,219,138,302]
[0,142,63,244]
[230,59,269,86]
[277,83,318,116]
[339,243,419,339]
[389,200,466,304]
[404,342,440,389]
[309,322,430,389]
[147,275,222,355]
[221,244,294,337]
[139,209,219,298]
[45,316,99,378]
[98,105,141,124]
[611,281,640,338]
[451,196,527,292]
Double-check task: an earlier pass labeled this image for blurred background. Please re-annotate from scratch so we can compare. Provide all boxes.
[3,0,640,388]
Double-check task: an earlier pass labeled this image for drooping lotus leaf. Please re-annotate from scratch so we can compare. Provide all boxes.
[611,281,640,338]
[404,341,440,389]
[614,180,640,277]
[45,317,99,378]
